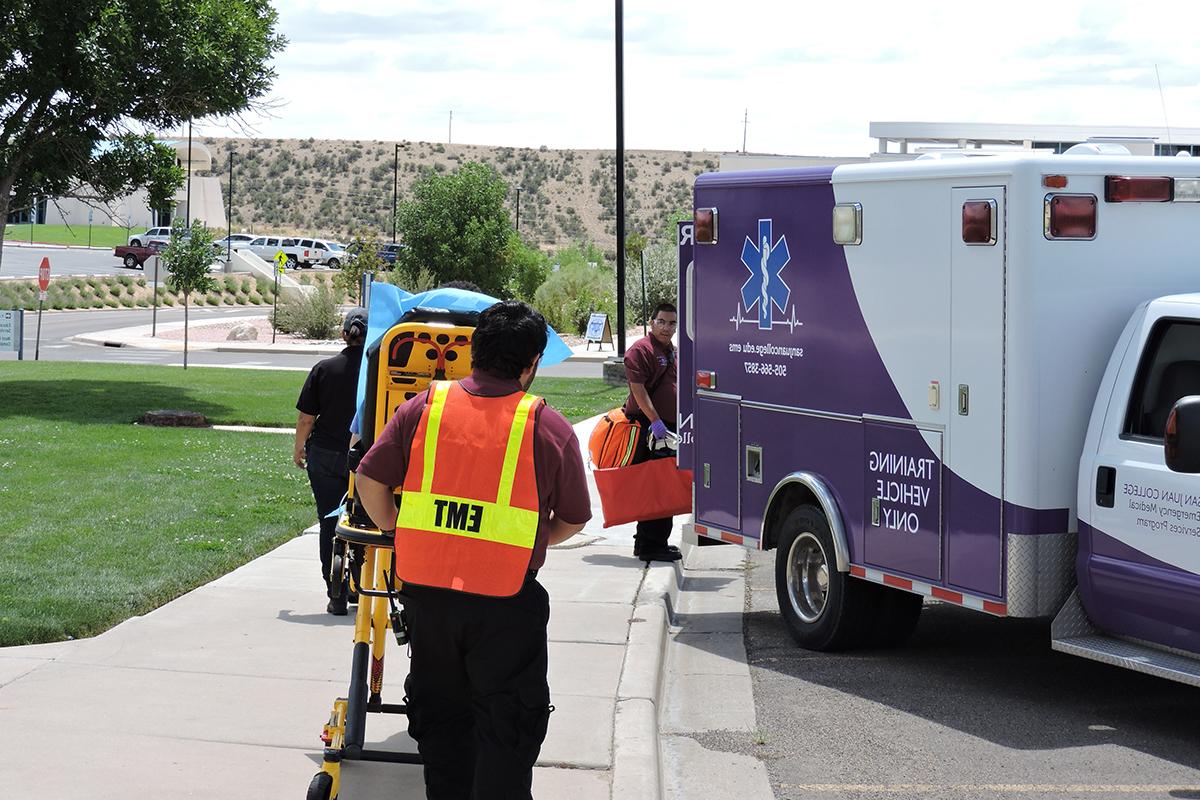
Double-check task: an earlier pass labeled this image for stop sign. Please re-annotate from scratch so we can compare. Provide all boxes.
[37,257,50,291]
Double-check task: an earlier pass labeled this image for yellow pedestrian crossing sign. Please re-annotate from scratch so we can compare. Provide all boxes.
[274,250,287,273]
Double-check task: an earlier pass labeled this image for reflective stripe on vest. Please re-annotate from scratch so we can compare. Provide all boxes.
[394,381,542,596]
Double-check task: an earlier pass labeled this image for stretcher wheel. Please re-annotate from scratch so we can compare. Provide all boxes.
[306,771,334,800]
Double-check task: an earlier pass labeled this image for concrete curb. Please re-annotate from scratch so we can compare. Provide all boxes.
[609,553,690,799]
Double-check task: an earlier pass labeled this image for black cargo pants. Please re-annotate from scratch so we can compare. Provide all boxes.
[403,576,552,800]
[629,417,677,552]
[304,443,361,596]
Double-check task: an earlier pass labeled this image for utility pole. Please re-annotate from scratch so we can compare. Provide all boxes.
[392,142,400,243]
[226,149,233,262]
[515,186,522,232]
[743,109,748,153]
[615,0,626,356]
[448,110,453,144]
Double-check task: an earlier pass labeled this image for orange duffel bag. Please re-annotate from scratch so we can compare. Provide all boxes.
[588,407,642,469]
[593,458,693,528]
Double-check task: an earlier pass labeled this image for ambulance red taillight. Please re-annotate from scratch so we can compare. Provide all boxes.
[1105,176,1172,203]
[696,370,716,390]
[694,208,718,244]
[961,200,997,245]
[1044,194,1097,239]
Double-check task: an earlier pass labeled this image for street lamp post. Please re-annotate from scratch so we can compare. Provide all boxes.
[615,0,627,356]
[392,143,399,243]
[185,120,192,229]
[227,149,234,262]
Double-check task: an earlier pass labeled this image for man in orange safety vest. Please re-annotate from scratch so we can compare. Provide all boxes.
[355,300,591,800]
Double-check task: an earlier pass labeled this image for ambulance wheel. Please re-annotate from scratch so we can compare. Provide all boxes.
[307,772,334,800]
[865,585,923,648]
[774,504,874,651]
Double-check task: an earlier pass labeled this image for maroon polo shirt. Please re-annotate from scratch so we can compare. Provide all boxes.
[356,370,591,570]
[622,335,677,424]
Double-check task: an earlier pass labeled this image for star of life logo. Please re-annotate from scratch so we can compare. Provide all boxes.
[730,218,801,332]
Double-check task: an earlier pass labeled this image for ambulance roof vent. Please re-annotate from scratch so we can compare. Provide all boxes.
[1064,142,1132,156]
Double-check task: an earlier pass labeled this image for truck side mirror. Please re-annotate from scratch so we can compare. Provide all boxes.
[1165,396,1200,473]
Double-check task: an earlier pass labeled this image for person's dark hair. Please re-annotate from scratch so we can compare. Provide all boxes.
[652,301,677,319]
[472,300,548,379]
[439,280,483,293]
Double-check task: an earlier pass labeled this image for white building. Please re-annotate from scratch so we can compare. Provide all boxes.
[15,139,226,232]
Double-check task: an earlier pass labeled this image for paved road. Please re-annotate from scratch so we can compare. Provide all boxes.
[0,243,123,278]
[735,550,1200,800]
[0,306,605,378]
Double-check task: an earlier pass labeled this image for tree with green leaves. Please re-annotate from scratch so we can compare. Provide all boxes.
[336,229,384,305]
[394,162,515,297]
[0,0,286,272]
[161,222,216,369]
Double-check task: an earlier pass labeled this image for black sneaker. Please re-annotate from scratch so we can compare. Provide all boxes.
[327,597,348,616]
[634,547,682,563]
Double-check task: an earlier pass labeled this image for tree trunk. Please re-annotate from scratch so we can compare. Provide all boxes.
[183,292,189,370]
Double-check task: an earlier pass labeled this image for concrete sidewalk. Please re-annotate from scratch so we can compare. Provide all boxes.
[70,315,642,362]
[0,418,765,799]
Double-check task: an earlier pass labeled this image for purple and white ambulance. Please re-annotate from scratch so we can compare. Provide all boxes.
[681,149,1200,683]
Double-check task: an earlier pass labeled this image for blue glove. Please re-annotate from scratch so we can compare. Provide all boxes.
[649,419,669,440]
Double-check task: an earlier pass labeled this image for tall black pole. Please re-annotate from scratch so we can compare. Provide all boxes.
[227,149,233,262]
[186,120,193,229]
[615,0,626,356]
[515,187,521,231]
[640,249,647,336]
[392,143,399,243]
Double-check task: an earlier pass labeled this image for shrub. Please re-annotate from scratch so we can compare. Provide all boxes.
[272,284,340,339]
[222,294,236,305]
[206,294,221,306]
[533,261,616,335]
[119,296,135,307]
[235,292,249,304]
[161,293,176,307]
[136,298,150,308]
[249,292,264,304]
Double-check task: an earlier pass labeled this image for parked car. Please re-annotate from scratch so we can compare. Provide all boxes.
[296,237,347,268]
[113,240,166,269]
[243,235,309,269]
[128,227,172,247]
[212,233,256,254]
[317,240,347,268]
[378,243,404,265]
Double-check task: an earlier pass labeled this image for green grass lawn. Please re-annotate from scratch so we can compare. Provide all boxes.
[5,223,133,249]
[0,362,624,645]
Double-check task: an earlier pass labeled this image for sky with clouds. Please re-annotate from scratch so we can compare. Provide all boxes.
[197,0,1200,156]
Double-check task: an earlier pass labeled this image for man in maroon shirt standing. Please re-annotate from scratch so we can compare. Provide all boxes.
[354,300,591,800]
[623,301,681,562]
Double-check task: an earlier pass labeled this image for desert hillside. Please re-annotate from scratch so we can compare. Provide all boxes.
[201,137,720,254]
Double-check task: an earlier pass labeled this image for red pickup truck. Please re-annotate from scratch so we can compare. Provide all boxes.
[113,241,165,269]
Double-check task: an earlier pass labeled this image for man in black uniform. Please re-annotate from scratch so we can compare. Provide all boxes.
[294,307,367,615]
[623,301,680,562]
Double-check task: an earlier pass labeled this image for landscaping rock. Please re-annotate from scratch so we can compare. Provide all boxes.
[139,410,209,427]
[226,322,259,341]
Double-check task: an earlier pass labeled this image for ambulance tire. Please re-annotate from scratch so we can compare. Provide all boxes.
[864,584,923,648]
[774,504,876,651]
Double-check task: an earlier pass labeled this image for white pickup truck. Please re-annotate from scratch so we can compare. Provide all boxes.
[243,235,313,269]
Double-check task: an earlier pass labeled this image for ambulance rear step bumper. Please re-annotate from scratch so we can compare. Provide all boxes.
[1051,589,1200,688]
